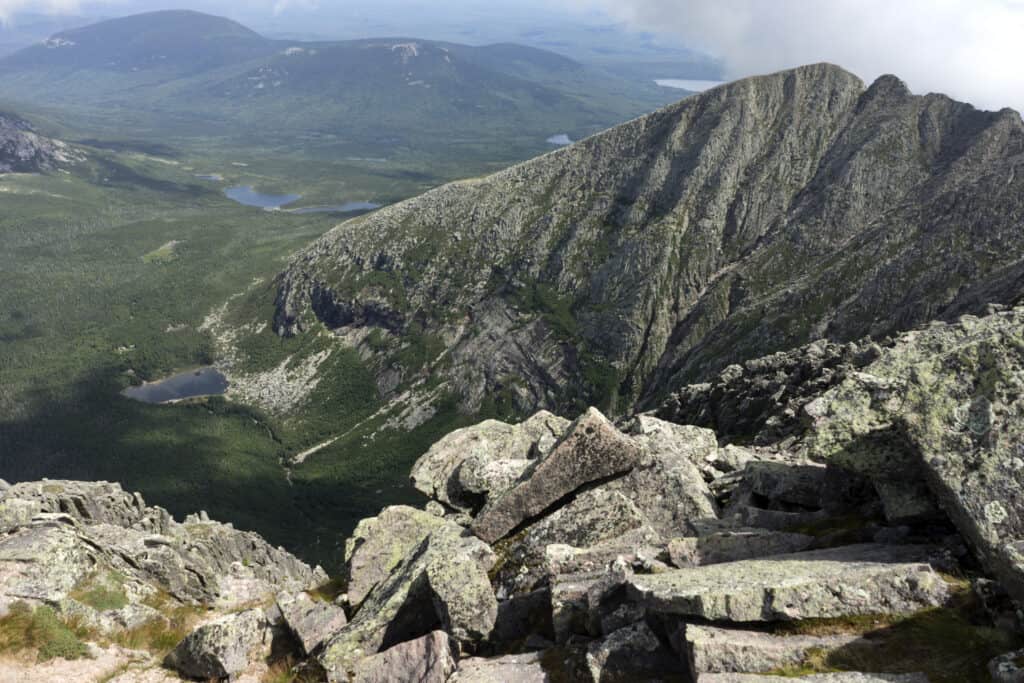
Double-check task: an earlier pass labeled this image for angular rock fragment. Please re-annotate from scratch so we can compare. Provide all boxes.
[806,309,1024,603]
[320,521,497,681]
[344,505,446,607]
[351,630,455,683]
[740,460,827,509]
[586,621,683,683]
[472,408,642,543]
[165,608,267,680]
[683,624,864,675]
[627,544,950,622]
[276,591,348,655]
[410,411,569,512]
[667,529,814,567]
[450,652,551,682]
[697,674,929,683]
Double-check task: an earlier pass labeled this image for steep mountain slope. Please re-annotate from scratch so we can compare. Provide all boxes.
[0,111,81,172]
[270,63,1024,422]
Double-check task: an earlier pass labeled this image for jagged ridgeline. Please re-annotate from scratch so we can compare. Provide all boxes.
[269,63,1024,422]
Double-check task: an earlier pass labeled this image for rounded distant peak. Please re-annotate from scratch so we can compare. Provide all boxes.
[866,74,912,98]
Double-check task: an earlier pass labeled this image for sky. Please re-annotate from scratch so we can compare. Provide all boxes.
[1,0,1021,112]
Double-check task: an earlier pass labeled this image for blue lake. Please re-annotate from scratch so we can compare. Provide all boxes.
[122,367,229,404]
[288,201,382,214]
[225,185,301,209]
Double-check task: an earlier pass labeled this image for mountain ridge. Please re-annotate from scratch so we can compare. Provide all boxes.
[267,62,1024,425]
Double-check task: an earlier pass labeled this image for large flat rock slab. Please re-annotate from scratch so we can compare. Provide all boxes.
[472,408,642,544]
[450,652,551,682]
[698,674,929,683]
[627,544,950,622]
[684,624,864,675]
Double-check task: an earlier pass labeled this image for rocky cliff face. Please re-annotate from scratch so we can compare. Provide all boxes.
[272,63,1024,420]
[0,112,80,173]
[7,306,1021,681]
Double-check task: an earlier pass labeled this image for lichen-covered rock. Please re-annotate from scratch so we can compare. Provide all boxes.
[472,408,642,544]
[805,309,1024,603]
[683,625,864,675]
[319,521,497,681]
[619,415,718,535]
[276,591,348,655]
[0,480,325,608]
[165,609,268,680]
[344,505,446,607]
[990,648,1024,683]
[586,621,683,683]
[627,544,950,622]
[738,461,827,509]
[667,529,814,568]
[698,674,929,683]
[410,411,569,513]
[351,630,455,683]
[450,652,551,682]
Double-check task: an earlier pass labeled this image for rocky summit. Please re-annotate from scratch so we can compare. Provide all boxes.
[0,112,80,173]
[4,304,1024,680]
[272,63,1024,421]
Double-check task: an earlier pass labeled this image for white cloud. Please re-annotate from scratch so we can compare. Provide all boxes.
[570,0,1024,112]
[273,0,319,15]
[0,0,84,23]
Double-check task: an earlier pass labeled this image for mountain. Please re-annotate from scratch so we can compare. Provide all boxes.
[0,13,95,57]
[0,111,81,172]
[0,12,676,145]
[266,63,1024,427]
[1,10,274,75]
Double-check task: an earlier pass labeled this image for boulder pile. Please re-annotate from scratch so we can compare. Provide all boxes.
[2,307,1024,681]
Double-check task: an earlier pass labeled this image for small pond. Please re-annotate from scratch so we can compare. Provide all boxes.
[122,367,229,404]
[224,185,301,209]
[288,201,382,214]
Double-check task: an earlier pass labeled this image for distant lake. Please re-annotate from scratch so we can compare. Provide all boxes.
[288,201,381,215]
[655,79,726,92]
[547,134,573,146]
[225,185,301,210]
[122,367,228,404]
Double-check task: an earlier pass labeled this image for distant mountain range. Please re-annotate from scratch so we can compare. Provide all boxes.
[0,10,679,145]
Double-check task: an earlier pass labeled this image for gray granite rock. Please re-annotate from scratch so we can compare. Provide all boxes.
[165,608,268,680]
[698,675,929,683]
[627,544,950,622]
[351,630,455,683]
[472,408,642,544]
[276,591,348,655]
[667,529,814,567]
[344,505,446,607]
[410,411,570,513]
[320,521,497,681]
[684,624,864,675]
[450,652,551,682]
